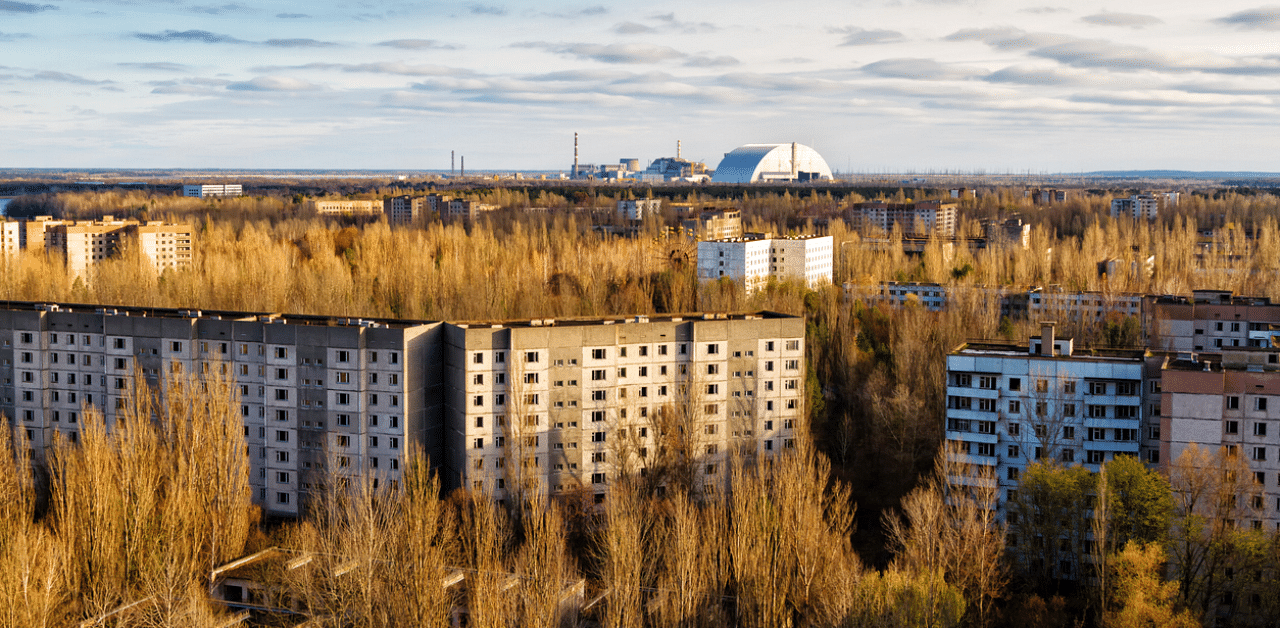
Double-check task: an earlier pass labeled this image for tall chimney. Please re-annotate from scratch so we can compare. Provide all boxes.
[451,150,455,176]
[677,139,681,159]
[460,156,464,178]
[791,142,798,180]
[574,132,579,178]
[1040,321,1056,356]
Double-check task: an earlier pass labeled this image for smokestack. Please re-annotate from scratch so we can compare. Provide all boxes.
[1040,321,1056,356]
[791,142,798,180]
[574,132,579,179]
[451,150,455,176]
[460,156,464,178]
[677,139,681,160]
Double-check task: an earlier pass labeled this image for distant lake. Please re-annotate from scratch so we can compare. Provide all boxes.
[0,197,10,217]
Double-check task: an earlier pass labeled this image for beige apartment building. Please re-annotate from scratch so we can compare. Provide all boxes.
[446,199,500,223]
[442,313,806,501]
[25,216,193,276]
[0,220,18,258]
[0,302,805,514]
[306,199,381,216]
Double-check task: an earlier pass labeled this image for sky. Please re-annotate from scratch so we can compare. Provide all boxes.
[1,0,1279,172]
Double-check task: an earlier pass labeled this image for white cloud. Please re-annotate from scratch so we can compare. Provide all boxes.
[226,76,322,91]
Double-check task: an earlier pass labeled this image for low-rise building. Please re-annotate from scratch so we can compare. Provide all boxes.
[307,200,381,216]
[447,200,500,223]
[183,184,243,199]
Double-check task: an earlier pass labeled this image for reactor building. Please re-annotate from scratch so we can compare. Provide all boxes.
[710,143,834,183]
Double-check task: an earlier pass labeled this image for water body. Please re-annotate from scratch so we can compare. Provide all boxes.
[0,197,10,217]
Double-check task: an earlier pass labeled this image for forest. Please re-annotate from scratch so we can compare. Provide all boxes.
[2,184,1280,627]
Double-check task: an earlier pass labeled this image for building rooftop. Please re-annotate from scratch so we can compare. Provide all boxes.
[954,340,1145,362]
[0,300,797,331]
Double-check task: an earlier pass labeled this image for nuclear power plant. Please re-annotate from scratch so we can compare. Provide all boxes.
[568,136,833,183]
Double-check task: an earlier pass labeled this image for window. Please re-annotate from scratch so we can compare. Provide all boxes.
[369,436,379,448]
[1227,421,1239,434]
[1088,450,1105,464]
[524,373,538,384]
[1228,396,1240,410]
[1255,422,1269,437]
[590,390,606,401]
[275,389,288,401]
[1008,400,1021,413]
[1089,405,1107,418]
[978,375,996,389]
[277,492,290,505]
[591,431,606,443]
[473,395,483,407]
[1061,449,1075,463]
[591,369,606,381]
[1088,381,1107,395]
[1116,382,1138,396]
[978,398,996,412]
[592,473,606,485]
[276,410,288,422]
[1063,403,1077,417]
[592,348,607,360]
[474,438,484,449]
[591,451,607,463]
[954,373,973,387]
[276,451,289,462]
[525,351,539,363]
[275,430,289,442]
[706,343,719,355]
[1063,426,1075,439]
[1257,397,1269,412]
[1063,381,1076,394]
[1007,467,1020,480]
[706,384,719,395]
[1115,429,1137,441]
[1253,447,1267,461]
[275,347,287,359]
[1036,379,1048,393]
[591,410,605,422]
[1008,445,1020,457]
[276,368,288,380]
[1008,378,1021,391]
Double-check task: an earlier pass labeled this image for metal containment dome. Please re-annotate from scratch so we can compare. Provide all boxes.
[710,143,834,183]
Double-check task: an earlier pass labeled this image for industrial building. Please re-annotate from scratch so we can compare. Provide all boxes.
[697,234,833,293]
[0,302,805,514]
[710,143,833,184]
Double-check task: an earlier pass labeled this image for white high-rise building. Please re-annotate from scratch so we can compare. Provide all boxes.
[697,235,832,293]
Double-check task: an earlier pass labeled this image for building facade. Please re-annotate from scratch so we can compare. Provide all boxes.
[0,303,441,518]
[0,220,19,259]
[28,217,193,276]
[847,200,958,238]
[182,184,243,199]
[617,199,662,222]
[1110,193,1178,221]
[697,235,832,293]
[681,209,743,240]
[0,302,805,514]
[442,313,806,500]
[1150,291,1280,352]
[384,195,427,226]
[446,200,500,223]
[945,324,1147,517]
[307,200,381,216]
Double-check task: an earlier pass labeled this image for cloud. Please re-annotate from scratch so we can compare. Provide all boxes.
[684,55,739,67]
[515,41,686,64]
[377,39,458,50]
[468,3,506,15]
[527,69,631,81]
[0,1,56,13]
[32,70,113,85]
[118,61,190,71]
[226,76,322,91]
[861,58,986,80]
[540,5,608,18]
[1215,6,1280,30]
[943,26,1071,51]
[1029,39,1178,71]
[613,21,654,34]
[0,32,33,41]
[717,73,840,92]
[135,29,245,44]
[1080,12,1162,28]
[830,26,905,46]
[264,38,337,47]
[1020,6,1069,13]
[579,6,606,15]
[189,3,252,15]
[276,12,309,18]
[251,62,474,77]
[983,65,1082,86]
[1068,90,1271,107]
